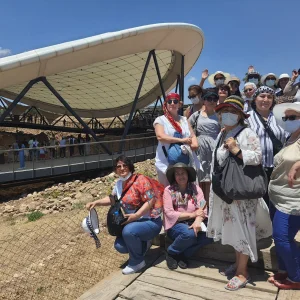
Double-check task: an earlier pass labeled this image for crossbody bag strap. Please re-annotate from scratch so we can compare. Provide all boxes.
[119,174,139,200]
[213,131,226,170]
[192,110,201,133]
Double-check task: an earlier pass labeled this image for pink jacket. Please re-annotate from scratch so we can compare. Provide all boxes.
[163,184,207,230]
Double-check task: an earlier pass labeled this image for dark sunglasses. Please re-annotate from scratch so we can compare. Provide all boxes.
[204,96,218,102]
[266,77,276,81]
[188,92,201,100]
[116,164,128,169]
[167,99,179,105]
[282,115,298,122]
[248,75,259,79]
[244,88,253,93]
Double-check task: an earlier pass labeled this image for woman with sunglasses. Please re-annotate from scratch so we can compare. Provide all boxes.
[86,155,163,275]
[154,93,198,187]
[188,89,221,203]
[246,86,287,208]
[184,85,203,118]
[243,82,257,113]
[218,84,231,104]
[245,66,261,87]
[226,77,242,97]
[268,102,300,290]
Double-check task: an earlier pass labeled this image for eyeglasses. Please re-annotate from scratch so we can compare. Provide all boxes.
[188,92,201,100]
[219,88,228,92]
[116,164,129,169]
[282,115,299,122]
[167,99,179,105]
[244,89,253,93]
[204,97,218,102]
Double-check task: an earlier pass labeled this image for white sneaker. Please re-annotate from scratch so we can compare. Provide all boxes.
[122,260,146,275]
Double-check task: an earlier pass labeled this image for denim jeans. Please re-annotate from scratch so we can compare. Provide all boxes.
[167,222,213,258]
[272,208,300,282]
[114,217,162,265]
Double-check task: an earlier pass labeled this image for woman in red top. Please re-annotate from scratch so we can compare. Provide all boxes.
[86,155,163,275]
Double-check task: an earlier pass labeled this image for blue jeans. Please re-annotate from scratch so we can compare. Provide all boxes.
[167,222,213,258]
[114,217,162,265]
[273,208,300,282]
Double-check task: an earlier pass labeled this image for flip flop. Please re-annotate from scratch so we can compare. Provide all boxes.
[268,272,288,284]
[225,276,251,291]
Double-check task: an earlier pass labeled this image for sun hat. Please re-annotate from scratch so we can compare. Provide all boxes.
[276,73,290,85]
[225,76,241,86]
[260,73,278,85]
[166,163,197,184]
[82,208,101,248]
[208,71,230,86]
[273,102,300,127]
[166,92,180,101]
[215,95,250,118]
[253,86,275,99]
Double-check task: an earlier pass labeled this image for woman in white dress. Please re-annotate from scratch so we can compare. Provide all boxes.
[154,93,198,187]
[207,96,272,291]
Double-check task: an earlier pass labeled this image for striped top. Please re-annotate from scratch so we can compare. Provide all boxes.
[246,110,287,168]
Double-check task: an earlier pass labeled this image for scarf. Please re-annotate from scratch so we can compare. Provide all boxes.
[163,101,182,134]
[170,183,198,210]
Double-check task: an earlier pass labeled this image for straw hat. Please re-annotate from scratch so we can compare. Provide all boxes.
[208,71,230,86]
[166,163,197,184]
[225,76,241,86]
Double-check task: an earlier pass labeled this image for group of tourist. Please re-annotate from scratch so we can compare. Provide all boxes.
[86,66,300,292]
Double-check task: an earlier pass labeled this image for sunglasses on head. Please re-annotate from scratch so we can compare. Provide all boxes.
[244,88,253,93]
[204,96,218,102]
[167,99,179,104]
[282,115,298,122]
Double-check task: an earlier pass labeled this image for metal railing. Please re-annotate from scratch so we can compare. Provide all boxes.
[0,134,158,183]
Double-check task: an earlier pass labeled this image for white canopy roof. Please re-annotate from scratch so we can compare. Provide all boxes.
[0,23,204,118]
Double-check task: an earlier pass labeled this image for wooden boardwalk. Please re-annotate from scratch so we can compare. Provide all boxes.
[78,245,300,300]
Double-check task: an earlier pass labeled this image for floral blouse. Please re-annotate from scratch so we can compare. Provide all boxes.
[113,174,163,218]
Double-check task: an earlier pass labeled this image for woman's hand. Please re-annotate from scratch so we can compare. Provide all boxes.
[224,137,240,155]
[122,213,139,225]
[182,137,192,145]
[86,201,96,211]
[189,218,202,236]
[202,69,209,80]
[292,69,299,81]
[195,209,205,218]
[288,161,300,187]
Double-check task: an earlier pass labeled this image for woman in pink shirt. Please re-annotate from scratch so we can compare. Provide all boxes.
[163,163,212,270]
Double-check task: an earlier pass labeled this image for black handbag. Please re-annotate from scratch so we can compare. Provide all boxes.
[107,177,138,237]
[256,111,283,156]
[212,128,268,204]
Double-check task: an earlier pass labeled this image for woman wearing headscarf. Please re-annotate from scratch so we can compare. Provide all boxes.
[268,102,300,290]
[163,163,212,270]
[188,89,221,203]
[154,93,198,186]
[243,82,257,113]
[246,86,287,207]
[207,96,272,291]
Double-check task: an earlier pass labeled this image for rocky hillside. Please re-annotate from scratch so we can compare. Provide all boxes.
[0,159,157,218]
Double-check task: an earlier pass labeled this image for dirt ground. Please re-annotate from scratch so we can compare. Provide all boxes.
[0,206,128,300]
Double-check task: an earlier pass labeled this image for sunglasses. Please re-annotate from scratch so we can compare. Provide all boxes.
[266,77,276,81]
[248,75,259,79]
[204,97,218,102]
[282,115,299,122]
[219,88,228,92]
[116,164,128,169]
[188,92,201,100]
[167,99,179,105]
[244,88,253,93]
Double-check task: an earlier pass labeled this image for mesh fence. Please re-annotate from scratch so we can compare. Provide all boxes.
[0,207,127,300]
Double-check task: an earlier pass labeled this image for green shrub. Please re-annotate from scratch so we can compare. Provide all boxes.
[27,211,44,222]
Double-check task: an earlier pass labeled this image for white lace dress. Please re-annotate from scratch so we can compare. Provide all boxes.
[207,125,272,262]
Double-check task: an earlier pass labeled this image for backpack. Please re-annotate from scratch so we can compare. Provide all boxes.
[163,131,190,165]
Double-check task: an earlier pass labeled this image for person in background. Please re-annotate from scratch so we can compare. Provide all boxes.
[39,143,46,161]
[246,86,287,207]
[207,96,272,291]
[243,82,257,113]
[32,137,39,160]
[276,74,290,96]
[189,89,221,203]
[226,76,242,97]
[85,134,91,155]
[69,135,76,157]
[23,139,29,161]
[244,65,261,87]
[184,85,203,118]
[207,71,230,88]
[283,69,300,102]
[28,136,34,161]
[13,140,19,162]
[59,137,66,158]
[18,141,25,169]
[268,102,300,290]
[260,73,278,90]
[86,155,163,275]
[154,93,198,187]
[78,134,84,156]
[218,84,231,104]
[163,163,212,270]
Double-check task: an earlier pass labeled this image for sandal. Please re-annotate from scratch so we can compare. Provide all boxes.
[219,264,236,277]
[274,278,300,290]
[268,272,288,284]
[225,276,251,291]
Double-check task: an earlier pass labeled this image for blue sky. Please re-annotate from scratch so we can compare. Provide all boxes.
[0,0,299,105]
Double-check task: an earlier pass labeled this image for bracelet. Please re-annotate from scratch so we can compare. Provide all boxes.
[235,149,242,157]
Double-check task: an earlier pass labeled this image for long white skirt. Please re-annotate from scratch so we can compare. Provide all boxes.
[207,193,272,262]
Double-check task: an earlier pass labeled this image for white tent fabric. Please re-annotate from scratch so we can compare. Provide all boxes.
[0,23,204,118]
